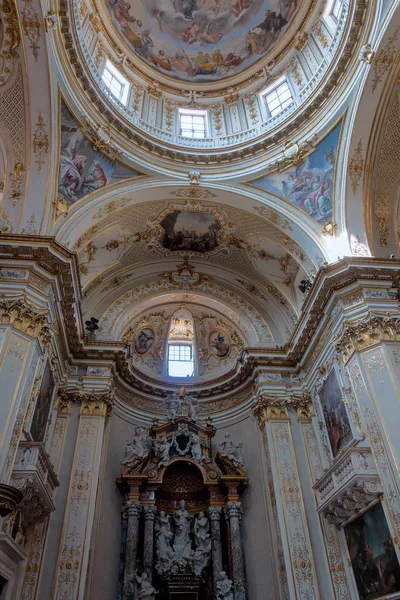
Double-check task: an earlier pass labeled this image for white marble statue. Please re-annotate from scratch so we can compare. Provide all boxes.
[219,433,244,468]
[190,432,204,463]
[165,392,180,422]
[122,427,151,470]
[193,511,211,574]
[154,436,171,468]
[155,512,173,576]
[185,394,199,421]
[216,571,234,600]
[172,500,192,563]
[135,571,158,599]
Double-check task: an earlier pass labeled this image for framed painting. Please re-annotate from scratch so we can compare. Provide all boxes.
[209,331,230,358]
[345,502,400,599]
[30,360,56,442]
[134,328,155,355]
[318,369,353,458]
[161,211,220,253]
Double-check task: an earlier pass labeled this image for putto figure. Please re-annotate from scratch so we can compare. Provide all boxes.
[219,433,244,467]
[216,571,234,600]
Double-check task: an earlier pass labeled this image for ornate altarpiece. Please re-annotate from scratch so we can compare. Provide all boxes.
[117,416,248,600]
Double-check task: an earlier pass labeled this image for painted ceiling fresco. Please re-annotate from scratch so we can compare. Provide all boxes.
[249,123,341,224]
[58,100,141,206]
[105,0,300,83]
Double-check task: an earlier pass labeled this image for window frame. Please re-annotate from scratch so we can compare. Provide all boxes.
[101,60,130,105]
[167,343,195,378]
[261,77,294,118]
[178,108,208,139]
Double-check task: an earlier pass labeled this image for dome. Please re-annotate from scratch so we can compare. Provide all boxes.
[103,0,302,84]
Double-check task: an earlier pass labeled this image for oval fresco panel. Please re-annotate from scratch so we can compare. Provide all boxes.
[105,0,300,83]
[209,330,230,358]
[135,328,155,354]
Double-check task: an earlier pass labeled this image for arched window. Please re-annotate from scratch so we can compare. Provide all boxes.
[166,308,195,377]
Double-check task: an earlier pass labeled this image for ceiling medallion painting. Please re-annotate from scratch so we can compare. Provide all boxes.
[105,0,300,83]
[161,210,220,252]
[146,199,231,258]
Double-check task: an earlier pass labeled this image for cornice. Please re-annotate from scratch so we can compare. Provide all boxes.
[1,237,399,406]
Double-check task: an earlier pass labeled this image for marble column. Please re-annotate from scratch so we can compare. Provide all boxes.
[208,506,223,594]
[123,501,141,600]
[225,502,246,600]
[143,505,156,576]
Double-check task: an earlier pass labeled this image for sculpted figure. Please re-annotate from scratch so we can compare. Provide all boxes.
[185,394,199,421]
[173,500,192,563]
[219,433,244,467]
[122,427,151,470]
[135,571,158,599]
[190,432,204,463]
[194,511,211,575]
[155,512,173,576]
[216,571,234,600]
[165,392,180,422]
[155,436,171,468]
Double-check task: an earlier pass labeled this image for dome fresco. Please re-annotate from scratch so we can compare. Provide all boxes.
[105,0,300,83]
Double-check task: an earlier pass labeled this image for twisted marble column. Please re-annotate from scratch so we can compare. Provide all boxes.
[208,506,223,594]
[143,505,157,576]
[225,502,246,600]
[123,501,141,600]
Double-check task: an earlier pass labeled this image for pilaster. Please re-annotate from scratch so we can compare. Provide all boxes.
[52,393,112,600]
[253,394,319,600]
[21,391,74,600]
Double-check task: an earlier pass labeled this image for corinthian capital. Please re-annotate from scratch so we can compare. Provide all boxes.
[208,506,222,521]
[225,501,242,520]
[125,501,141,519]
[252,395,289,427]
[335,314,400,363]
[79,391,114,417]
[0,298,51,347]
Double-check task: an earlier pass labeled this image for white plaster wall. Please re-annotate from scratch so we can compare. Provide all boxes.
[88,411,277,600]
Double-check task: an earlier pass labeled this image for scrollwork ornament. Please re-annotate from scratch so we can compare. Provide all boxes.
[0,0,21,86]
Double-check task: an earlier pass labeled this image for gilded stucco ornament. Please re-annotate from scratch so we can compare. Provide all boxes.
[252,392,314,426]
[81,117,122,162]
[0,0,21,87]
[0,298,51,348]
[335,314,400,363]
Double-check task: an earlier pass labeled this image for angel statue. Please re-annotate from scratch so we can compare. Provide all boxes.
[154,436,171,468]
[135,571,158,600]
[219,433,244,468]
[122,427,152,470]
[164,392,180,422]
[216,571,234,600]
[184,394,199,422]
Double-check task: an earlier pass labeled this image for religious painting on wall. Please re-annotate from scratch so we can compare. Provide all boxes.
[345,502,400,599]
[106,0,300,83]
[135,328,155,355]
[209,331,230,358]
[30,360,55,442]
[318,369,352,458]
[249,123,341,224]
[161,211,220,252]
[58,100,141,205]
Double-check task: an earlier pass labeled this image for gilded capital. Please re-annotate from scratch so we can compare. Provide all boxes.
[79,391,113,417]
[0,298,51,347]
[56,390,73,414]
[252,395,289,427]
[296,391,314,421]
[335,314,400,363]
